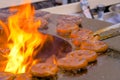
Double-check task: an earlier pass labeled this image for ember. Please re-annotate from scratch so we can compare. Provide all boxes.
[0,0,47,74]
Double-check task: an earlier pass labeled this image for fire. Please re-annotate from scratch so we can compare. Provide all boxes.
[0,1,47,74]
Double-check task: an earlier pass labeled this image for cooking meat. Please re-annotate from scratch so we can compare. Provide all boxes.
[70,28,100,40]
[35,11,51,29]
[72,36,100,47]
[71,28,107,52]
[80,40,108,53]
[58,15,82,26]
[72,37,85,47]
[45,55,57,65]
[71,28,100,47]
[57,57,88,71]
[66,50,97,62]
[14,73,32,80]
[56,23,79,37]
[35,11,51,20]
[36,17,48,29]
[0,72,15,80]
[70,28,93,39]
[30,63,58,77]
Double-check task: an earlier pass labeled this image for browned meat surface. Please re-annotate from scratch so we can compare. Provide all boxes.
[31,63,58,77]
[71,29,99,47]
[35,11,51,20]
[56,23,79,37]
[57,57,88,71]
[70,29,107,52]
[58,15,82,25]
[66,50,97,62]
[70,28,93,39]
[35,11,52,29]
[36,17,48,29]
[80,40,108,53]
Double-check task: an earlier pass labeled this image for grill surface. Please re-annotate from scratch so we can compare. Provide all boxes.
[43,14,120,80]
[0,11,120,80]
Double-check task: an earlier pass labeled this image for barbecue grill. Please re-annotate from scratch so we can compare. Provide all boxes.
[0,10,120,80]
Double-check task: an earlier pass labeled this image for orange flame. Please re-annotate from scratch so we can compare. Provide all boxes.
[0,1,47,74]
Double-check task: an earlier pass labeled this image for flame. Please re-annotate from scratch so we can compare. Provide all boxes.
[0,1,47,74]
